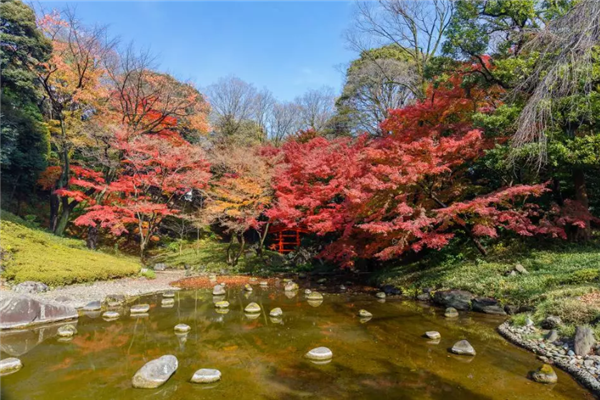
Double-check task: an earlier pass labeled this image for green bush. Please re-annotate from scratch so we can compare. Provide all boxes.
[140,269,156,279]
[1,210,140,286]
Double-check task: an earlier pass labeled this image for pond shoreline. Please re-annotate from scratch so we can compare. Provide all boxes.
[498,322,600,398]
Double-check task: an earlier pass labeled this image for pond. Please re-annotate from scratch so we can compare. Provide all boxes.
[0,286,592,399]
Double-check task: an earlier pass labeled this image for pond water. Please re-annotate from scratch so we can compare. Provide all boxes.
[0,286,592,399]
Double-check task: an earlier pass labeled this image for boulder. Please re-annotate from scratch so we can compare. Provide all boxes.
[153,263,167,271]
[174,324,190,333]
[307,292,323,301]
[504,305,518,315]
[433,290,472,311]
[574,326,596,356]
[132,355,178,389]
[212,285,226,296]
[270,308,283,317]
[83,301,102,311]
[244,302,261,313]
[531,364,557,384]
[191,368,221,384]
[424,331,441,340]
[57,324,77,338]
[416,293,431,302]
[358,309,372,318]
[450,340,476,356]
[471,298,506,315]
[214,301,230,309]
[14,281,49,294]
[130,304,150,314]
[381,285,401,296]
[305,347,333,361]
[0,295,78,330]
[0,357,22,376]
[541,316,562,330]
[545,329,559,342]
[444,307,459,318]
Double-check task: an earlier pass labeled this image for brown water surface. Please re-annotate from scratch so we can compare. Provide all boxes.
[0,288,592,399]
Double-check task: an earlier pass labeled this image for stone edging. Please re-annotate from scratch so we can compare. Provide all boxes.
[498,321,600,398]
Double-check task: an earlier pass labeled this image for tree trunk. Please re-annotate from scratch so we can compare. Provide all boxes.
[226,235,235,265]
[233,234,246,266]
[54,199,71,237]
[86,225,98,250]
[573,168,591,241]
[257,222,270,257]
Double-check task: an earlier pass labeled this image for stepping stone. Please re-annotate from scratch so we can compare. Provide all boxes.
[531,364,558,384]
[305,347,333,361]
[284,282,299,292]
[445,307,459,318]
[307,292,323,301]
[163,291,175,298]
[132,355,178,389]
[191,368,221,384]
[161,298,175,306]
[424,331,441,340]
[376,292,386,299]
[213,285,226,296]
[174,324,190,333]
[214,301,230,309]
[0,357,22,376]
[57,324,77,338]
[307,299,323,308]
[358,309,372,318]
[130,304,150,314]
[244,284,253,292]
[260,281,268,287]
[305,289,312,295]
[83,301,101,311]
[450,340,476,356]
[270,308,283,317]
[102,311,120,320]
[244,302,261,313]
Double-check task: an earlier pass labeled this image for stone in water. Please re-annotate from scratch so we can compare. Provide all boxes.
[424,331,440,340]
[358,309,372,318]
[83,301,101,311]
[132,355,178,389]
[531,364,557,384]
[270,307,283,317]
[191,368,221,384]
[450,340,476,356]
[445,307,459,318]
[244,284,253,292]
[307,292,323,301]
[213,285,226,296]
[260,281,268,287]
[305,347,333,361]
[174,324,190,333]
[305,289,312,295]
[245,302,261,313]
[163,291,175,298]
[376,292,386,299]
[102,311,120,320]
[0,357,22,376]
[284,282,299,292]
[57,324,77,338]
[215,301,230,309]
[162,298,175,306]
[130,304,150,314]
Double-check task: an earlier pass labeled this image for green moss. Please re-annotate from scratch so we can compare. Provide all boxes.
[1,210,140,286]
[140,269,156,279]
[539,364,554,375]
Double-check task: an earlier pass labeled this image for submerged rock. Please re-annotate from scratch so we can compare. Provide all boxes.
[191,368,221,383]
[270,308,283,317]
[214,301,230,309]
[244,302,261,313]
[212,285,226,296]
[132,355,178,389]
[574,326,596,356]
[444,307,459,318]
[433,290,472,311]
[0,295,78,330]
[83,301,102,312]
[307,292,323,301]
[450,340,476,356]
[358,309,372,318]
[305,347,333,361]
[14,281,48,294]
[424,331,441,340]
[102,311,120,320]
[375,292,386,299]
[130,304,150,314]
[57,324,77,338]
[531,364,557,384]
[0,357,22,376]
[174,324,190,333]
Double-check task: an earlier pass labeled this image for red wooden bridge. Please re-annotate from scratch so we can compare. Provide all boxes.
[268,225,310,254]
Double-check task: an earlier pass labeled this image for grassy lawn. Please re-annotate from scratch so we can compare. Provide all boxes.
[1,210,140,286]
[373,238,600,336]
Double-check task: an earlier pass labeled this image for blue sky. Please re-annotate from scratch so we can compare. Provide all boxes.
[41,1,356,101]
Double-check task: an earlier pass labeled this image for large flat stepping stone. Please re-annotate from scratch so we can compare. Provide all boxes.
[450,340,476,356]
[0,357,23,376]
[244,303,261,313]
[174,324,190,333]
[132,355,178,389]
[130,304,150,314]
[305,347,333,361]
[191,368,221,383]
